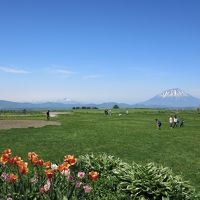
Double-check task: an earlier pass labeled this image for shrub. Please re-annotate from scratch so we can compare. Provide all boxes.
[114,162,198,200]
[79,153,200,200]
[113,104,119,109]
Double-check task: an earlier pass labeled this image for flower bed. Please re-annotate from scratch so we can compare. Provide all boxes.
[0,149,98,200]
[0,149,199,200]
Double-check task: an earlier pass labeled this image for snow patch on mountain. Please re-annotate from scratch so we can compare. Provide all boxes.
[159,88,189,98]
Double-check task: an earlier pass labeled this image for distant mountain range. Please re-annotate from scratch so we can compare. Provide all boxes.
[0,88,200,110]
[0,100,130,110]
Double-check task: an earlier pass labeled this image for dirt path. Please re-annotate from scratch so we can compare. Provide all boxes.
[0,120,61,130]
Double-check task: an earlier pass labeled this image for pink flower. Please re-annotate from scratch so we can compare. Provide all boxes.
[39,179,51,193]
[44,183,50,192]
[77,171,85,179]
[83,185,92,193]
[75,181,82,188]
[1,172,9,181]
[7,198,13,200]
[61,169,70,177]
[39,187,45,193]
[67,175,74,182]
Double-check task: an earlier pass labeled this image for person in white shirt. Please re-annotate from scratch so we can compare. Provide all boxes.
[169,116,173,128]
[173,115,178,127]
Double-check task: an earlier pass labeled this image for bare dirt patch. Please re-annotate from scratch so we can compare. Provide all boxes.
[0,120,61,130]
[50,111,72,117]
[42,111,72,117]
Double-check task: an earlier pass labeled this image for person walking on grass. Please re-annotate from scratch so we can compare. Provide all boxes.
[173,115,178,127]
[169,115,173,129]
[46,110,50,120]
[155,119,162,130]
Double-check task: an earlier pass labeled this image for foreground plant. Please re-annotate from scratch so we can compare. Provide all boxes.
[1,150,199,200]
[79,153,200,200]
[0,149,98,200]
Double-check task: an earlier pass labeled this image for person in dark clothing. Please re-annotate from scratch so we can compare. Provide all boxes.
[179,118,184,127]
[46,110,50,120]
[104,109,108,115]
[155,119,162,130]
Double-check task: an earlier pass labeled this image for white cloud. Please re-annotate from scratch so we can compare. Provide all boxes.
[83,74,103,80]
[50,69,75,76]
[0,66,30,74]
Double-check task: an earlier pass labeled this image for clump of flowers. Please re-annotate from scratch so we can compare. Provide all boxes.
[0,148,99,200]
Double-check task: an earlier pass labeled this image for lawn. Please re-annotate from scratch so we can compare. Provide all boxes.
[0,108,200,191]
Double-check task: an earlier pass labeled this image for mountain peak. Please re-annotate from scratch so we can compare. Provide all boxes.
[141,88,200,108]
[159,88,189,98]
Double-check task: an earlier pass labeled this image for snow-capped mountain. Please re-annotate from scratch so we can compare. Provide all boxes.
[141,88,200,108]
[159,88,189,98]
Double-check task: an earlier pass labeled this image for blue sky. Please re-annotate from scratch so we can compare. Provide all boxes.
[0,0,200,103]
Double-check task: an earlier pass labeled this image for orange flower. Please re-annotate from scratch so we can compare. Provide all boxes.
[28,152,38,161]
[57,162,70,172]
[88,171,99,181]
[18,161,29,174]
[45,169,54,179]
[28,152,40,165]
[10,156,22,165]
[0,149,12,164]
[43,161,51,169]
[3,148,11,156]
[57,164,65,172]
[9,173,17,182]
[32,157,39,165]
[64,155,77,165]
[37,159,44,166]
[0,154,9,165]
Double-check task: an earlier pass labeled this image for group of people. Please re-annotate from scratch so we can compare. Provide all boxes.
[104,109,112,116]
[155,115,184,130]
[104,109,129,116]
[169,115,184,128]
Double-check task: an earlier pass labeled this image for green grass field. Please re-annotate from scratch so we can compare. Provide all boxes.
[0,108,200,191]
